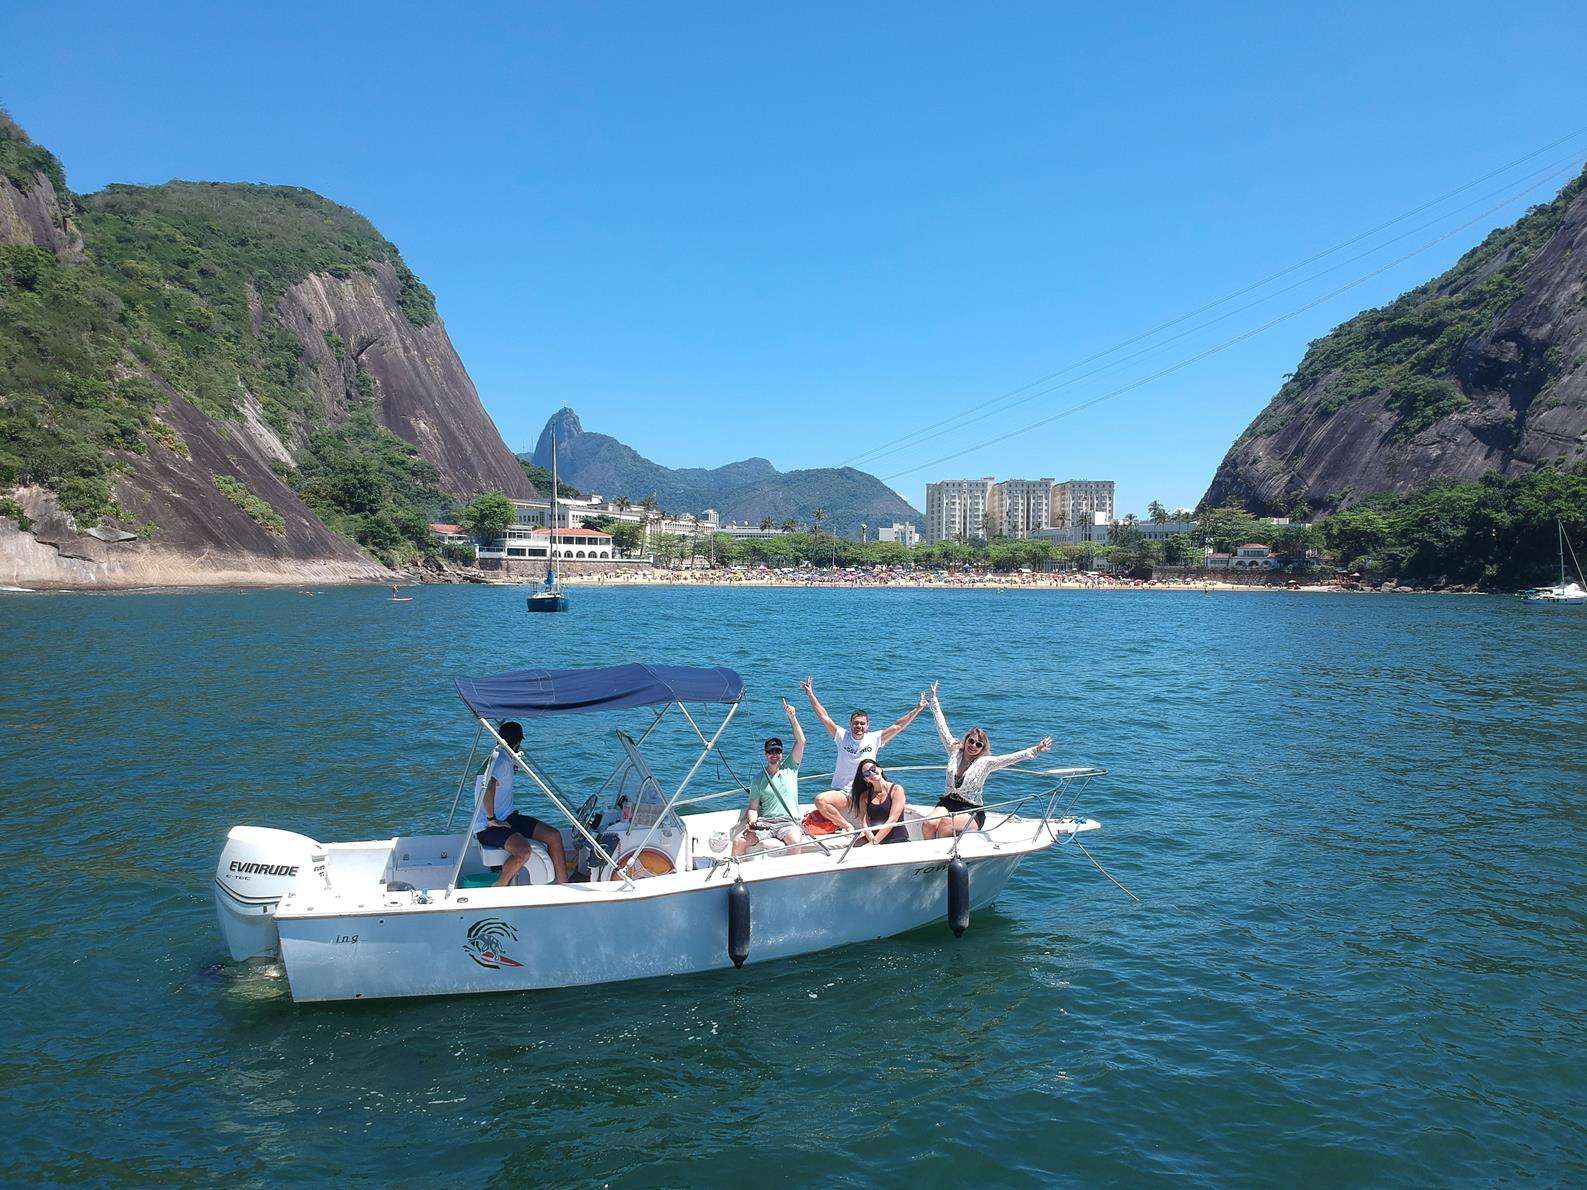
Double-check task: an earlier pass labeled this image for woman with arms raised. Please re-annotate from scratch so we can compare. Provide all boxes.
[921,681,1051,840]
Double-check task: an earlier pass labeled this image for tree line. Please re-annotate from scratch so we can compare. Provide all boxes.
[452,463,1587,589]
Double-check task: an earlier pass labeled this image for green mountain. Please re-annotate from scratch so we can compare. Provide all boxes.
[0,112,531,585]
[525,407,923,536]
[1204,165,1587,514]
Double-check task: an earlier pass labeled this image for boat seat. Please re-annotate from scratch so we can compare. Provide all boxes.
[476,839,550,870]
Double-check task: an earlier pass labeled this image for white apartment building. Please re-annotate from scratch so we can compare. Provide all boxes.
[876,521,921,547]
[1050,480,1116,529]
[925,478,994,543]
[986,478,1054,539]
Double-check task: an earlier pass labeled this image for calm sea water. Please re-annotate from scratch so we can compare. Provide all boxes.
[1,584,1584,1185]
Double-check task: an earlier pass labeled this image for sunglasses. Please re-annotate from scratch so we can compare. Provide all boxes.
[965,738,984,749]
[765,748,784,756]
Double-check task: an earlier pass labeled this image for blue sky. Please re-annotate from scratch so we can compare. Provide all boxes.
[5,1,1586,515]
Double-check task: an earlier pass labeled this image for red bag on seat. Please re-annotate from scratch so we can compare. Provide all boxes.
[802,810,839,836]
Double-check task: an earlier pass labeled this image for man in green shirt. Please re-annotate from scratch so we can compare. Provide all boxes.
[733,697,807,857]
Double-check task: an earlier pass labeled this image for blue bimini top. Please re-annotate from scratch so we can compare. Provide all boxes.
[455,663,744,719]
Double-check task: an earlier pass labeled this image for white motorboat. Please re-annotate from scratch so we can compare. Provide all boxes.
[214,663,1105,1003]
[1524,520,1587,603]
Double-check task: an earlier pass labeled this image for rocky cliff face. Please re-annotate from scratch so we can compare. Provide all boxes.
[277,267,532,499]
[0,169,82,259]
[1203,167,1587,514]
[0,115,530,587]
[531,407,923,535]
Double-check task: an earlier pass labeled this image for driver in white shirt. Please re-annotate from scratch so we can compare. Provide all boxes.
[472,721,568,885]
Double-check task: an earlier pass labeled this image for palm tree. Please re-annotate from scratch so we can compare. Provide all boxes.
[760,516,773,532]
[640,493,658,513]
[1148,500,1169,524]
[614,496,631,513]
[811,507,827,535]
[780,519,797,534]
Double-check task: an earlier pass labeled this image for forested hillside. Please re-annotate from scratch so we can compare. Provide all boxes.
[1204,166,1587,515]
[0,112,530,585]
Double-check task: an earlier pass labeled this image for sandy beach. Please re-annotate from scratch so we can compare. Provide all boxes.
[552,566,1350,593]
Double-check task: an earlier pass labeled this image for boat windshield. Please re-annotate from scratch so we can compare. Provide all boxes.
[614,729,685,836]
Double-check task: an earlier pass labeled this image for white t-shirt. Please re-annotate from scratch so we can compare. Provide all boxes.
[831,729,884,791]
[471,748,518,832]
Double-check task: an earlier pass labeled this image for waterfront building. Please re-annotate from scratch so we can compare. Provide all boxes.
[1050,480,1116,529]
[1205,543,1279,570]
[427,522,468,545]
[876,521,921,547]
[1032,511,1113,546]
[1133,518,1196,542]
[717,521,790,539]
[1232,543,1279,569]
[507,496,717,551]
[925,477,994,543]
[477,525,615,562]
[986,478,1054,538]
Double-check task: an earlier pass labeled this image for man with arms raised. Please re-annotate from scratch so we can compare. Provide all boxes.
[472,721,569,886]
[802,676,927,831]
[733,698,808,857]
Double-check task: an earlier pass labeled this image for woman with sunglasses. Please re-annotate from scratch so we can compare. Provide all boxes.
[850,760,909,846]
[921,680,1052,840]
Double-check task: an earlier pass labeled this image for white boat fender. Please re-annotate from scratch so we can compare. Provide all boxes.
[728,877,751,968]
[947,856,970,938]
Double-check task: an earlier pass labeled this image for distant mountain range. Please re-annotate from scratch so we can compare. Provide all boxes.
[524,408,922,536]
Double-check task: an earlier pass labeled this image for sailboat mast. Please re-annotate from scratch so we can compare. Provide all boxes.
[549,427,559,581]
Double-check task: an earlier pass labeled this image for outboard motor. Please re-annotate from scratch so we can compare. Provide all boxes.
[214,826,330,960]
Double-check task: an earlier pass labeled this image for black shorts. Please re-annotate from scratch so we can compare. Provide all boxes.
[476,812,546,849]
[936,796,986,829]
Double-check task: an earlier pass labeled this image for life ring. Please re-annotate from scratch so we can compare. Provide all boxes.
[606,847,675,880]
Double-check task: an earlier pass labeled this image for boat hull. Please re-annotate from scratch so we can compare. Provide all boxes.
[527,594,568,612]
[276,849,1026,1002]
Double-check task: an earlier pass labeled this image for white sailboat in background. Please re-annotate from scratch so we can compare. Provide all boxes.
[1524,519,1587,603]
[528,425,569,614]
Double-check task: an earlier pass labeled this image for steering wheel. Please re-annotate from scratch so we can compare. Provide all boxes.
[575,794,600,826]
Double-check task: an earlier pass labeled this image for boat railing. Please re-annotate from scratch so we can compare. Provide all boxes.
[675,762,1105,864]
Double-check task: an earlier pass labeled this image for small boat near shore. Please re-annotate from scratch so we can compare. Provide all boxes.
[528,424,569,613]
[213,662,1104,1002]
[1523,520,1587,603]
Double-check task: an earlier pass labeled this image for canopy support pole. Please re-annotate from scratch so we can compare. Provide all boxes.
[444,724,485,830]
[618,701,737,876]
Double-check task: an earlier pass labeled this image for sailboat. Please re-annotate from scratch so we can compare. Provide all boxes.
[528,425,569,613]
[1524,519,1587,603]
